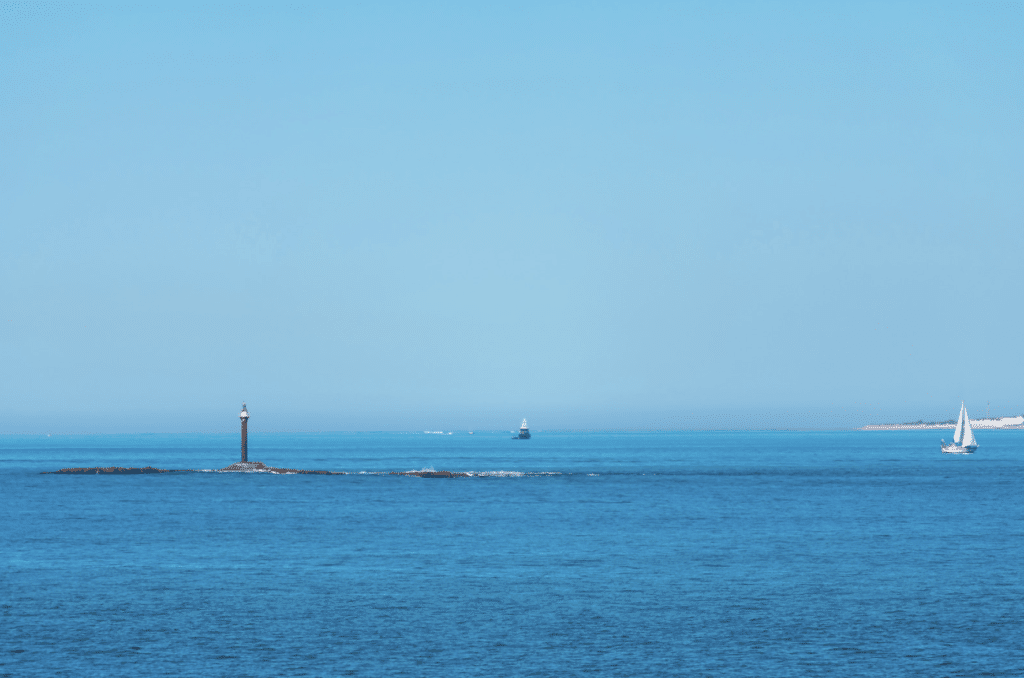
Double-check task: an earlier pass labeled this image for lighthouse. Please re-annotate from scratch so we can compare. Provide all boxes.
[221,403,269,472]
[240,403,249,462]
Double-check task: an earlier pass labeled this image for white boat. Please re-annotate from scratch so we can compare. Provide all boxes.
[941,402,978,454]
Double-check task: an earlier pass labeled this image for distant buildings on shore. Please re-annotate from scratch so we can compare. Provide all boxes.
[863,415,1024,430]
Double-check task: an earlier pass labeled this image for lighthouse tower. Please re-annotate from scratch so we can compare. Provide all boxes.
[240,403,249,462]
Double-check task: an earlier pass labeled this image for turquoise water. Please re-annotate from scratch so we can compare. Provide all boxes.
[2,430,1023,676]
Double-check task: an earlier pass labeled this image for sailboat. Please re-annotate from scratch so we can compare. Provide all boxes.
[941,402,978,454]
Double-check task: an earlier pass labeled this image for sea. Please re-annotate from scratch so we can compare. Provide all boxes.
[2,430,1022,677]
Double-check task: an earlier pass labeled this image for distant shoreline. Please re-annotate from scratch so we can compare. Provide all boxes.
[862,416,1024,431]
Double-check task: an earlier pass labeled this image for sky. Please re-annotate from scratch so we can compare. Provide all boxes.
[1,1,1022,432]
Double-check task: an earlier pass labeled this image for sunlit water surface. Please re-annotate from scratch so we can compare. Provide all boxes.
[2,430,1023,677]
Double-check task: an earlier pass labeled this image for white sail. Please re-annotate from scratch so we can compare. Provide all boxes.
[962,407,977,448]
[953,403,965,444]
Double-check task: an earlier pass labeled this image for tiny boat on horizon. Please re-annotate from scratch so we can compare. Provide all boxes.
[514,419,531,439]
[941,402,978,454]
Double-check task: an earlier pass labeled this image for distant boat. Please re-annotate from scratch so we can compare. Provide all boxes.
[941,402,978,454]
[514,419,531,439]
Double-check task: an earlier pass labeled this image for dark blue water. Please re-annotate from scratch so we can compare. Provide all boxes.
[2,430,1023,677]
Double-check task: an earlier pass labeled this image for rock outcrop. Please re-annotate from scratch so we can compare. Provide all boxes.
[45,464,468,476]
[44,466,178,474]
[219,461,343,475]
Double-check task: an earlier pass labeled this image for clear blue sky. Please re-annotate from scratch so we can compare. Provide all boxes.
[1,1,1022,432]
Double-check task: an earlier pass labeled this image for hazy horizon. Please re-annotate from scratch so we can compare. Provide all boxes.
[2,404,1016,435]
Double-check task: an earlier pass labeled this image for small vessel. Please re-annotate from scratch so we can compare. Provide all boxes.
[941,402,978,454]
[514,419,531,439]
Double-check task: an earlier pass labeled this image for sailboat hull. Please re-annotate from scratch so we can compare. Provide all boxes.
[941,443,977,454]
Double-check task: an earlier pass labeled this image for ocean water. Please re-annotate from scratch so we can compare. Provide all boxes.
[2,430,1023,677]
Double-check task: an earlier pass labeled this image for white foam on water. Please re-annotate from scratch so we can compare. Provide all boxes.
[464,471,565,477]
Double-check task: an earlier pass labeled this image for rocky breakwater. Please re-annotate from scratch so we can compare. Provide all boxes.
[44,466,179,474]
[219,461,343,475]
[392,470,470,478]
